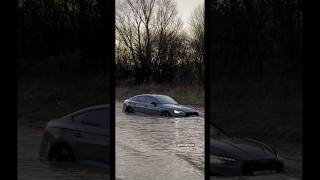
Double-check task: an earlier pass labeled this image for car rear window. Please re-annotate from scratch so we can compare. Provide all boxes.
[73,109,109,128]
[132,96,145,102]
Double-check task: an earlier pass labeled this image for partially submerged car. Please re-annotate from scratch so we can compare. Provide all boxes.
[39,105,110,165]
[122,94,199,117]
[210,125,284,176]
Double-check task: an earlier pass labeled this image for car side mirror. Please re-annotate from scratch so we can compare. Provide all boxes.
[151,102,157,106]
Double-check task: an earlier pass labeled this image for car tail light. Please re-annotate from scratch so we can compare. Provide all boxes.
[42,127,48,137]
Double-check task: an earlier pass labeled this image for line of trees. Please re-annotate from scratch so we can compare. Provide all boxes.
[208,0,303,135]
[116,0,204,84]
[208,0,303,81]
[18,0,114,78]
[18,0,301,83]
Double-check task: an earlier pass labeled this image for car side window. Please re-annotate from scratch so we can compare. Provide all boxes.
[145,96,157,104]
[73,109,109,128]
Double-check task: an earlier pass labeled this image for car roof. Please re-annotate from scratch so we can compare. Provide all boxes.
[81,104,109,111]
[132,94,169,98]
[66,104,110,117]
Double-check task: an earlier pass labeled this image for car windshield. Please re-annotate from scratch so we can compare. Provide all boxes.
[211,126,226,139]
[155,95,178,104]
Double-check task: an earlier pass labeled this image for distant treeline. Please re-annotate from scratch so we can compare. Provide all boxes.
[18,0,302,82]
[208,0,303,140]
[208,0,302,80]
[116,0,204,85]
[17,0,114,78]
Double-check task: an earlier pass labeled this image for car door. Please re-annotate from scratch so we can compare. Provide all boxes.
[144,96,160,115]
[131,96,146,113]
[72,109,109,164]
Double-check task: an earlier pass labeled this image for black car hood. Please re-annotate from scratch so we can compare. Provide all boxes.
[210,137,277,161]
[160,104,197,113]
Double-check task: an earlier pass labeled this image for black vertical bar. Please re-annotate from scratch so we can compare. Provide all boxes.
[96,0,115,178]
[204,0,210,180]
[111,10,116,180]
[109,1,116,180]
[204,0,211,179]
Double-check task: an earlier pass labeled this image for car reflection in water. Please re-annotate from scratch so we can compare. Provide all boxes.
[39,105,110,166]
[210,125,284,176]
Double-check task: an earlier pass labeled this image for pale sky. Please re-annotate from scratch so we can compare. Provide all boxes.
[175,0,203,30]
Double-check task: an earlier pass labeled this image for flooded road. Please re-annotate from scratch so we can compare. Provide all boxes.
[116,101,205,180]
[18,104,301,180]
[18,123,109,180]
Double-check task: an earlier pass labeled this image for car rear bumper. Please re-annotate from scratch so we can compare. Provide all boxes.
[122,104,127,112]
[39,137,50,160]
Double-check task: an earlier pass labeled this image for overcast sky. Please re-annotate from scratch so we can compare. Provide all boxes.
[175,0,203,30]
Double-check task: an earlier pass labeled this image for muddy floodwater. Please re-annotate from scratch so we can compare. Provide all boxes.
[18,103,301,180]
[116,101,205,180]
[18,123,109,180]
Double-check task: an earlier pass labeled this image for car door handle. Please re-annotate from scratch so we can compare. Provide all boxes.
[74,132,83,138]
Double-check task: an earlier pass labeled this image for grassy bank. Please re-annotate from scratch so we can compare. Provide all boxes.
[18,75,110,127]
[210,78,302,143]
[19,75,301,143]
[116,84,204,107]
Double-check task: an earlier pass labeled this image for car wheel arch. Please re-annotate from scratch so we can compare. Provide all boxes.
[125,106,134,113]
[161,111,171,117]
[48,140,75,161]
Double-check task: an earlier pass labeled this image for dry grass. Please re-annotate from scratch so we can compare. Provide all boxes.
[18,75,301,143]
[210,77,302,142]
[18,75,110,126]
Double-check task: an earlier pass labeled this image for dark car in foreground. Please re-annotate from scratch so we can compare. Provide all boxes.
[39,105,110,165]
[210,125,284,176]
[122,94,199,117]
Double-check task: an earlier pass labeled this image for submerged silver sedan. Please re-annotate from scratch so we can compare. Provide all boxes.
[39,105,110,165]
[122,94,199,117]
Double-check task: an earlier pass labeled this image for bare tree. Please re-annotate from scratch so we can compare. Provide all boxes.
[116,0,205,84]
[189,4,204,84]
[116,0,156,84]
[152,0,182,82]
